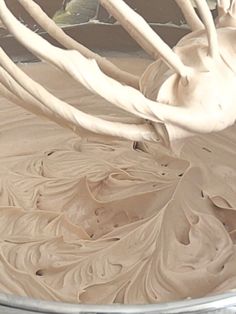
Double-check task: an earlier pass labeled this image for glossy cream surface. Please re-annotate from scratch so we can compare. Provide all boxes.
[0,55,236,304]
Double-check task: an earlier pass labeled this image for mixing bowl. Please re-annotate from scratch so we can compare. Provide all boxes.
[0,291,236,313]
[1,1,236,313]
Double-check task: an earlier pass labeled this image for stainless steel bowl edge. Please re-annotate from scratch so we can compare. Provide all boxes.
[0,291,236,314]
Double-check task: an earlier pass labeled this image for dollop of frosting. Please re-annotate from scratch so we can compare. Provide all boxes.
[0,57,236,304]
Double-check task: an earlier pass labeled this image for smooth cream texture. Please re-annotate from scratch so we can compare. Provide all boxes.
[0,56,236,304]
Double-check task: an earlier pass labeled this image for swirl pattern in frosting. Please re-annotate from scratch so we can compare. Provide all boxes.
[0,56,236,304]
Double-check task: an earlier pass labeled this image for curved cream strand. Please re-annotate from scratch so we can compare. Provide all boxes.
[0,0,219,139]
[0,49,157,142]
[175,0,204,31]
[194,0,220,59]
[17,0,139,89]
[99,0,190,78]
[0,0,235,146]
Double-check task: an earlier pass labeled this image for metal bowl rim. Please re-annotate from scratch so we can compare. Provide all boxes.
[0,290,236,313]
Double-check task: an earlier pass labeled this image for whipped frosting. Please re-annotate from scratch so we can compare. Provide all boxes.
[0,56,235,304]
[2,0,236,151]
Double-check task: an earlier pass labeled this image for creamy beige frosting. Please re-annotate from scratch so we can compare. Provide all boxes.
[0,57,235,304]
[2,0,236,152]
[0,0,236,306]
